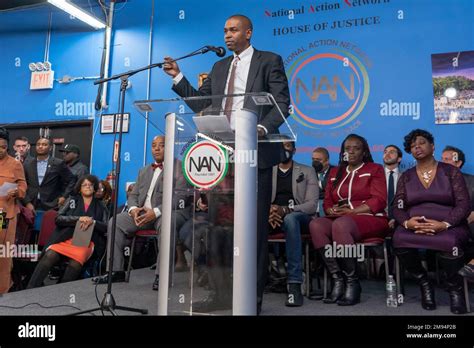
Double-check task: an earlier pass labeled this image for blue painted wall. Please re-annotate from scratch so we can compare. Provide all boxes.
[1,0,473,205]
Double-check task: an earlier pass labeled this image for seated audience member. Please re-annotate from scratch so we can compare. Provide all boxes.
[96,179,113,213]
[441,145,474,280]
[12,136,32,164]
[269,141,318,307]
[118,183,135,213]
[22,137,75,212]
[0,128,27,294]
[383,144,403,228]
[59,144,89,181]
[27,175,109,288]
[93,135,190,288]
[312,147,333,217]
[393,130,470,314]
[309,134,389,306]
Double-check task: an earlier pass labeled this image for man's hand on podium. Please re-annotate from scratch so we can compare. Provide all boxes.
[162,56,181,78]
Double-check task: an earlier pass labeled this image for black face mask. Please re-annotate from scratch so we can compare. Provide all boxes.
[312,160,324,173]
[282,150,294,164]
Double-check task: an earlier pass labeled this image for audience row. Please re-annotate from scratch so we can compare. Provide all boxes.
[0,127,473,315]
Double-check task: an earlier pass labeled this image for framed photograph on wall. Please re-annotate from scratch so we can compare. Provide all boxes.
[100,114,115,134]
[100,113,130,134]
[431,50,474,124]
[115,113,130,133]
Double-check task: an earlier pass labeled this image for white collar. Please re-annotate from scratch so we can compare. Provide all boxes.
[384,166,399,174]
[346,162,365,173]
[234,45,254,60]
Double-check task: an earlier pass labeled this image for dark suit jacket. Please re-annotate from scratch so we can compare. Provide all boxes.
[318,165,334,200]
[69,159,89,181]
[172,48,290,169]
[462,172,474,211]
[22,157,75,210]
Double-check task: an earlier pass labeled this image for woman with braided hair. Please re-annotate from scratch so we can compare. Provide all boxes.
[309,134,389,306]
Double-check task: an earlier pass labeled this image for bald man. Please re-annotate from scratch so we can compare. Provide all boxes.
[93,136,190,285]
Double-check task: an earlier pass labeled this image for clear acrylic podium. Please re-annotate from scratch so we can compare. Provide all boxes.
[134,93,295,315]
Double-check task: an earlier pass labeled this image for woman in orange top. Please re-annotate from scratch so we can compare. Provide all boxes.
[27,175,108,288]
[0,128,27,294]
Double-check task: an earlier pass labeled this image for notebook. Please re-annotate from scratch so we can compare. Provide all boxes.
[71,220,95,247]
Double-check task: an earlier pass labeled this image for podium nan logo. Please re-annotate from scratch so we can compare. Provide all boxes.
[183,140,229,189]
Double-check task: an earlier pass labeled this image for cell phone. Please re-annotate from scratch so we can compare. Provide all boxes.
[338,199,348,207]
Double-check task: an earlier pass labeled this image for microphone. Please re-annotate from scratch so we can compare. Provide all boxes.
[206,45,226,57]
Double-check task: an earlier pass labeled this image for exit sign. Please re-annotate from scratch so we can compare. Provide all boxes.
[30,70,54,90]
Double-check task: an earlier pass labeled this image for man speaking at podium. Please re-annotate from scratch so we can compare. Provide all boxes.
[162,14,290,314]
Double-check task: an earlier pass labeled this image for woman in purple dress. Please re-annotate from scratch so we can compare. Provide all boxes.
[393,129,471,314]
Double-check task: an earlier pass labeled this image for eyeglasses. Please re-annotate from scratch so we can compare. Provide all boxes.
[81,183,94,188]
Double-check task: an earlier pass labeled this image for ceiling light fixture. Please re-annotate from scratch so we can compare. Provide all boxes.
[47,0,106,29]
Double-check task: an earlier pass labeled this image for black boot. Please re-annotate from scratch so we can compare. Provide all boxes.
[438,253,467,315]
[416,274,437,311]
[318,248,344,304]
[396,248,436,310]
[337,257,361,306]
[285,283,304,307]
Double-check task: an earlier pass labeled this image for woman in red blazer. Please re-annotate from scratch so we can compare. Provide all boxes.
[309,134,389,306]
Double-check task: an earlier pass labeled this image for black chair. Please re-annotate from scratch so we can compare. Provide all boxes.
[268,232,313,297]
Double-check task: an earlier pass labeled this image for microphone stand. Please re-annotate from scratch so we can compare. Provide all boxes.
[71,46,214,316]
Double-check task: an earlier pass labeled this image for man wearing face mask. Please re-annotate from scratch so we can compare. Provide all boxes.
[269,141,318,306]
[312,147,333,217]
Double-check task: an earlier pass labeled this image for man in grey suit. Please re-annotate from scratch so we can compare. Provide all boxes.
[269,141,318,306]
[93,135,190,285]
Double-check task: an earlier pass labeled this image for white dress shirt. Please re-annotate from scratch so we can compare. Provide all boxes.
[129,166,162,219]
[173,45,268,134]
[221,45,253,130]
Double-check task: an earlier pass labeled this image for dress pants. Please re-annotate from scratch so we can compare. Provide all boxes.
[106,212,159,272]
[0,216,17,294]
[257,167,272,308]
